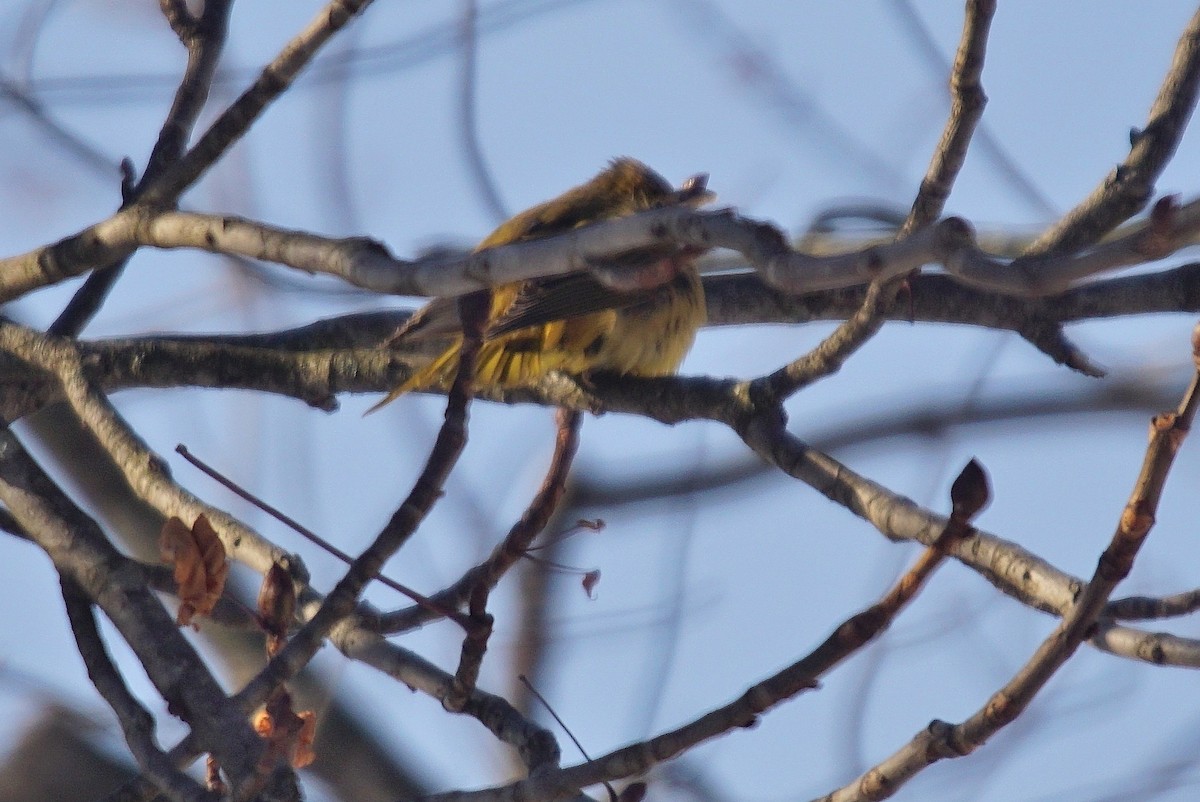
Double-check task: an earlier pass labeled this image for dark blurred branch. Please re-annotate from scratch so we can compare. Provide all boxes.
[22,0,595,106]
[0,77,120,178]
[670,0,908,194]
[457,0,509,223]
[145,0,235,188]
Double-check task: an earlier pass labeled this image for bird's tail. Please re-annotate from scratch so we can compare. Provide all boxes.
[364,343,461,415]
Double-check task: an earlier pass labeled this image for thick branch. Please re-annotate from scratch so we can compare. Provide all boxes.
[0,320,307,579]
[60,577,211,802]
[0,427,264,792]
[6,195,1200,314]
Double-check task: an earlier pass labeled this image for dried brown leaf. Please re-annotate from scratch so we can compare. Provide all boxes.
[254,691,319,770]
[257,561,296,656]
[159,514,229,628]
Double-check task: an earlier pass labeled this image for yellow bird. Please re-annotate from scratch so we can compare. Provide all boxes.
[372,158,711,410]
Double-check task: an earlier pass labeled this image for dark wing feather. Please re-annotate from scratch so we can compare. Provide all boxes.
[487,274,658,338]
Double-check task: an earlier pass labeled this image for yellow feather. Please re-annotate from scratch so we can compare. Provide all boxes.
[373,159,707,410]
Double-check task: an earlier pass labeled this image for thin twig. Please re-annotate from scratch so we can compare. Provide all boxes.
[1024,6,1200,257]
[175,443,474,629]
[757,279,888,400]
[817,324,1200,802]
[377,408,583,634]
[899,0,995,236]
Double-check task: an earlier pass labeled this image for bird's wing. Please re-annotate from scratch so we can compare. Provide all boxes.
[386,291,486,345]
[485,272,668,339]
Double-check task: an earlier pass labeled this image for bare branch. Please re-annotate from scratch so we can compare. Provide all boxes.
[952,195,1200,296]
[332,632,562,773]
[234,292,486,715]
[757,279,889,400]
[0,427,265,793]
[1024,7,1200,257]
[60,578,211,802]
[413,461,989,802]
[1090,619,1200,665]
[889,0,1056,218]
[819,324,1200,801]
[1106,587,1200,620]
[50,0,235,337]
[0,320,307,579]
[141,0,376,205]
[900,0,995,235]
[8,189,1200,319]
[145,0,235,184]
[378,408,582,634]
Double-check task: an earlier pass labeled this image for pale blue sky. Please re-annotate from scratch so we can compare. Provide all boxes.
[1,3,1199,800]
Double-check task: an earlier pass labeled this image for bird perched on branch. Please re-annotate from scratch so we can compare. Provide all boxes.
[370,158,712,411]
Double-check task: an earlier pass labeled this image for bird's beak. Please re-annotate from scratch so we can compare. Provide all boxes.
[673,172,716,208]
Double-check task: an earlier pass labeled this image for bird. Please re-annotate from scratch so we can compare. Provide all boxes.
[370,158,712,411]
